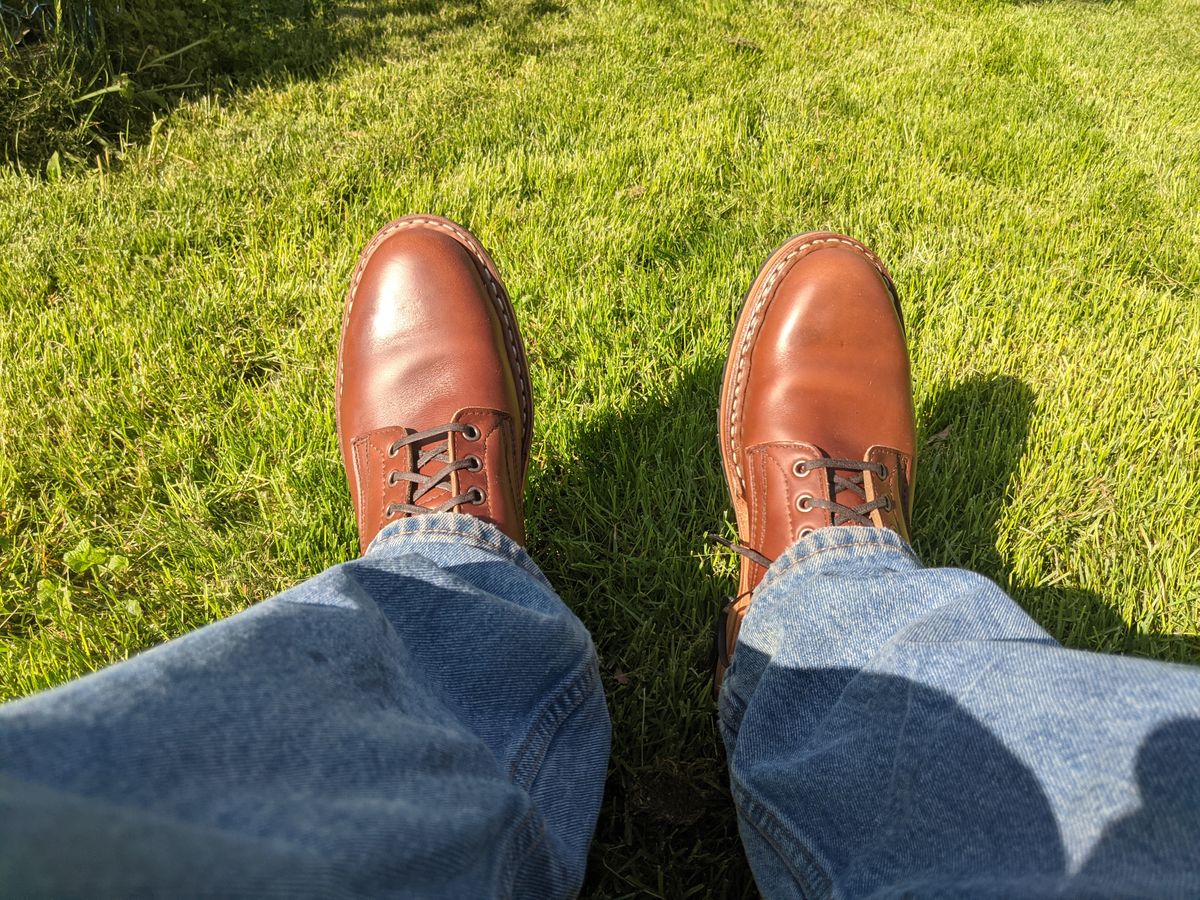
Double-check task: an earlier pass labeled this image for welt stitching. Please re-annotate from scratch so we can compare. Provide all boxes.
[508,418,520,512]
[337,217,530,444]
[728,236,891,492]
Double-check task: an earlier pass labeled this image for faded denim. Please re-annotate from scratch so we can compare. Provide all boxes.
[724,526,1200,898]
[0,514,609,898]
[1,517,1198,898]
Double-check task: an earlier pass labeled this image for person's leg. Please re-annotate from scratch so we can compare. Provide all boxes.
[713,233,1200,897]
[0,215,611,897]
[722,527,1200,898]
[0,513,609,898]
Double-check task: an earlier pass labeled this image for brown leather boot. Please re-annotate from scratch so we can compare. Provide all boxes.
[337,215,532,554]
[714,232,916,691]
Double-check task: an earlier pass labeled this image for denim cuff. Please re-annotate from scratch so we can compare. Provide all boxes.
[756,525,923,595]
[365,513,552,590]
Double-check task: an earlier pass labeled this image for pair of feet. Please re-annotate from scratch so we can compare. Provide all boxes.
[336,216,916,690]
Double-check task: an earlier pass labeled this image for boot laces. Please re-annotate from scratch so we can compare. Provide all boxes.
[794,458,891,526]
[385,423,484,518]
[706,532,773,569]
[706,459,894,674]
[704,458,892,567]
[705,458,897,600]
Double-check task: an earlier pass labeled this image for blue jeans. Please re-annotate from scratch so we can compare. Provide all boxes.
[1,516,1198,897]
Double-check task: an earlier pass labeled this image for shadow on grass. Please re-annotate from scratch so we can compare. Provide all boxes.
[527,357,757,897]
[915,373,1199,664]
[3,0,561,171]
[528,368,1198,895]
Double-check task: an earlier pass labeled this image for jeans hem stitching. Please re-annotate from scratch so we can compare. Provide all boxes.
[497,804,554,900]
[370,526,550,588]
[731,780,833,899]
[759,535,921,594]
[508,653,602,790]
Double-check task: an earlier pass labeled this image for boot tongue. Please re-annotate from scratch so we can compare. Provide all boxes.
[809,447,874,528]
[831,474,869,525]
[409,432,459,512]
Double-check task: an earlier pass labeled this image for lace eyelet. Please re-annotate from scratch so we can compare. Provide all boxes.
[384,506,396,519]
[387,471,399,486]
[796,527,815,540]
[387,443,400,458]
[877,464,890,480]
[466,455,482,472]
[462,424,481,441]
[792,461,811,478]
[884,497,894,511]
[469,487,486,505]
[795,494,813,512]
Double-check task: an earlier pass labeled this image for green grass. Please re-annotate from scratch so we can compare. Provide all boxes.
[2,0,1200,894]
[1,0,334,169]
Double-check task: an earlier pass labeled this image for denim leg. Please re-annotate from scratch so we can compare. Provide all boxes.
[721,526,1200,899]
[0,514,610,899]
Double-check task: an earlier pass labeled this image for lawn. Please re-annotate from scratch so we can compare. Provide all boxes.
[2,0,1199,894]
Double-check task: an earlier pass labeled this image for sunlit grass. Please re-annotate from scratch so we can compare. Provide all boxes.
[2,0,1198,894]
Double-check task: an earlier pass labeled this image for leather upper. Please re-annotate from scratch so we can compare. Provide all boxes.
[717,234,916,686]
[337,216,531,552]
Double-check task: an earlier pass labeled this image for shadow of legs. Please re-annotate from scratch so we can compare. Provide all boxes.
[527,358,757,897]
[914,374,1199,664]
